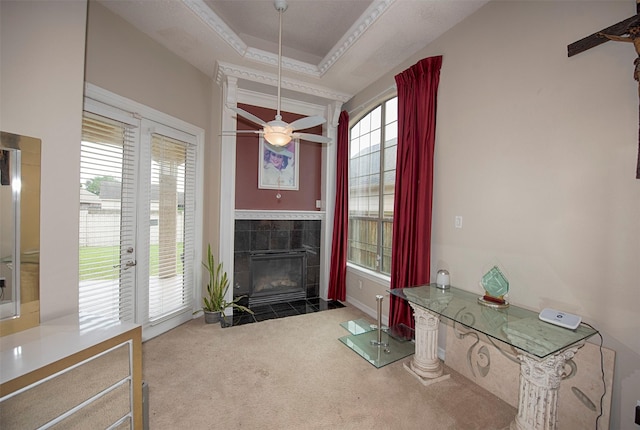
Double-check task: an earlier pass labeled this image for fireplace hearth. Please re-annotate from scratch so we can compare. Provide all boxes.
[249,250,307,306]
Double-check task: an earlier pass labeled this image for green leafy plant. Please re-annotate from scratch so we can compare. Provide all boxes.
[200,244,253,315]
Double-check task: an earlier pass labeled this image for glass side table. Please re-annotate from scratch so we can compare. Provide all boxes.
[390,284,598,430]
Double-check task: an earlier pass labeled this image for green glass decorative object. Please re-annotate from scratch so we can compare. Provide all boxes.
[478,265,509,308]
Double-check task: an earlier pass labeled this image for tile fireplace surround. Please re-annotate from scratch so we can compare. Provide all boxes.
[233,218,322,303]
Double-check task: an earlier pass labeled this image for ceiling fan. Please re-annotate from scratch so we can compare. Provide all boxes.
[226,0,331,146]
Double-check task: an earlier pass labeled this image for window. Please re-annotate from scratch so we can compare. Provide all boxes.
[348,97,397,274]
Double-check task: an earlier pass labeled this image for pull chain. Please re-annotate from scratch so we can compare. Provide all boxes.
[276,176,282,200]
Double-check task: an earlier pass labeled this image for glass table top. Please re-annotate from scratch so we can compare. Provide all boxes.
[389,284,598,359]
[338,319,415,368]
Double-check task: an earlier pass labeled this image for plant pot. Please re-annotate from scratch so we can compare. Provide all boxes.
[203,310,222,324]
[220,314,231,328]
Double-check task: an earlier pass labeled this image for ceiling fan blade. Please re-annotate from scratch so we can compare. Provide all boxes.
[289,116,326,131]
[221,130,260,134]
[293,132,331,144]
[230,107,267,127]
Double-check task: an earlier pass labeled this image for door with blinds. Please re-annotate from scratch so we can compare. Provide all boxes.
[137,120,196,340]
[80,96,199,340]
[79,111,138,326]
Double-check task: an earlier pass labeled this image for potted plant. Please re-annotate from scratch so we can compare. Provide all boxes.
[198,244,253,326]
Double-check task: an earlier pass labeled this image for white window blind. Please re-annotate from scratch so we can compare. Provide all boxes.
[147,132,195,322]
[80,84,203,340]
[79,112,137,322]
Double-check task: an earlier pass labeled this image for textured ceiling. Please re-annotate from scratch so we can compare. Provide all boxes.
[205,0,372,63]
[97,0,488,100]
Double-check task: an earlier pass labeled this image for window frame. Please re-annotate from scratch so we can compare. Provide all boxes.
[347,96,398,276]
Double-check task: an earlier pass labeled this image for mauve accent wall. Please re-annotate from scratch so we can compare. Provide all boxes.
[234,103,323,211]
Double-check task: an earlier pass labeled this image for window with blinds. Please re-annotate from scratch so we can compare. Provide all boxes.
[147,133,195,322]
[79,112,137,322]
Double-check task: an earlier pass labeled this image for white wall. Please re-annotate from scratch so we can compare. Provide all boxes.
[84,2,212,135]
[1,0,217,319]
[344,2,640,429]
[84,1,220,265]
[0,0,88,320]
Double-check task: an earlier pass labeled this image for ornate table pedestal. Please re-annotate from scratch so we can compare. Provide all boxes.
[405,299,583,430]
[403,303,451,385]
[510,346,580,430]
[390,285,598,430]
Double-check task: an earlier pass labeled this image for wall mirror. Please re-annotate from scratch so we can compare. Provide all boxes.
[0,131,40,336]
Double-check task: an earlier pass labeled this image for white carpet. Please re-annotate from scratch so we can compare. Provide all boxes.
[142,305,516,429]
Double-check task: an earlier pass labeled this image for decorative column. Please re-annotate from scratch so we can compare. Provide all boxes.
[404,303,450,385]
[219,74,239,315]
[510,347,578,430]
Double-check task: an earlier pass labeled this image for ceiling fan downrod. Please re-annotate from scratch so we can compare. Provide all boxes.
[224,0,330,146]
[275,0,287,121]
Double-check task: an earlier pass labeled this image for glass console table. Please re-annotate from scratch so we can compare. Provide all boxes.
[390,284,598,430]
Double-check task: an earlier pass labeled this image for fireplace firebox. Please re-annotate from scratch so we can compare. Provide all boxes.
[249,250,307,306]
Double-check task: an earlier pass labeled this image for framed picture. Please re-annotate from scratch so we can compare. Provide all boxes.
[258,137,299,190]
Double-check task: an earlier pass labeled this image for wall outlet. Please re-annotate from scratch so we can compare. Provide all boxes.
[455,216,463,229]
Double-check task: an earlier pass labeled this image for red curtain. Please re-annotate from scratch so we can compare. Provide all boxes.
[389,56,442,327]
[328,110,350,301]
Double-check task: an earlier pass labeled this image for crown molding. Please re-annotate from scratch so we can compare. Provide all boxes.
[318,0,394,74]
[182,0,248,56]
[216,61,352,103]
[234,88,326,118]
[183,0,393,79]
[244,47,321,78]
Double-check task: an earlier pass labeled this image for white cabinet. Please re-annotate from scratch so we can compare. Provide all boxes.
[0,315,143,429]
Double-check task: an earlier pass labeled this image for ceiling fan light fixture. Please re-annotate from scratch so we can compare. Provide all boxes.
[222,0,330,146]
[264,125,292,146]
[263,115,293,146]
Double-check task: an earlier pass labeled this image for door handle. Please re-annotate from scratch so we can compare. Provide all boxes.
[124,260,137,270]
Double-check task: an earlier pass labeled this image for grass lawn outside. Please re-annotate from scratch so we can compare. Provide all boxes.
[79,243,184,281]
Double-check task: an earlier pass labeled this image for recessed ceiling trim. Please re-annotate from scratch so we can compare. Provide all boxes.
[184,0,320,76]
[216,61,352,103]
[245,47,321,78]
[318,0,395,75]
[184,0,393,79]
[182,0,247,56]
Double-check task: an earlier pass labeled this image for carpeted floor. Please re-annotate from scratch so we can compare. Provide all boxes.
[142,305,516,429]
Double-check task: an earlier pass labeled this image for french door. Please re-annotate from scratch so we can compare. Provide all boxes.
[79,93,201,340]
[79,108,139,326]
[138,120,197,339]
